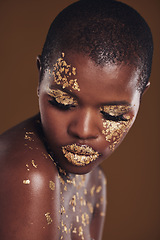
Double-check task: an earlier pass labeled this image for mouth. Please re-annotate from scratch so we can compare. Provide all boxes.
[62,144,100,166]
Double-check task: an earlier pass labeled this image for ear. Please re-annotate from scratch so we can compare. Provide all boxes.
[142,81,150,96]
[36,55,42,97]
[37,55,42,72]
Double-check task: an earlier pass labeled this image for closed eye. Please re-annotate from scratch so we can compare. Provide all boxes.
[48,97,77,111]
[100,111,129,122]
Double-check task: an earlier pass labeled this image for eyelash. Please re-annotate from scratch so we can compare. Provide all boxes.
[100,111,128,122]
[49,97,129,122]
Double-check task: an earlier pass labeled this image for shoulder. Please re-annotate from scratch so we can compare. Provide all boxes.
[0,115,60,239]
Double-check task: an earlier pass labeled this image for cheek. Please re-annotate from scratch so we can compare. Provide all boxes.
[102,118,133,151]
[40,105,67,142]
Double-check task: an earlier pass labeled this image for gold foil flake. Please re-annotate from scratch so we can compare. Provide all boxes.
[76,192,79,199]
[90,185,96,196]
[70,195,76,212]
[84,189,87,195]
[23,179,30,184]
[64,185,67,191]
[87,202,93,213]
[49,180,55,191]
[96,203,100,208]
[96,186,102,193]
[61,206,66,215]
[73,227,77,233]
[45,212,53,224]
[102,116,132,151]
[47,88,78,106]
[78,226,84,238]
[24,131,34,142]
[26,164,30,171]
[104,178,107,185]
[100,197,104,204]
[60,236,63,239]
[100,212,105,217]
[100,105,131,117]
[81,213,89,226]
[76,215,79,222]
[61,220,68,233]
[32,160,38,168]
[62,144,99,166]
[51,52,80,91]
[58,175,65,185]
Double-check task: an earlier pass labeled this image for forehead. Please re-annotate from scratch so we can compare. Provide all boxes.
[45,52,140,104]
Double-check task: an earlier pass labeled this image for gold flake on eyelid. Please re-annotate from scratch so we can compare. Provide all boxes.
[100,105,131,116]
[48,88,78,106]
[45,212,53,224]
[50,52,80,91]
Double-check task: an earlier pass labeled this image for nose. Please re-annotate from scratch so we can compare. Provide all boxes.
[68,108,100,140]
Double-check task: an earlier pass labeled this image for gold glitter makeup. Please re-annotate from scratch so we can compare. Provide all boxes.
[62,144,100,166]
[100,212,105,217]
[96,186,102,193]
[26,164,30,171]
[24,131,34,142]
[49,180,55,191]
[32,160,38,168]
[87,202,93,214]
[23,179,30,184]
[45,212,53,224]
[100,105,132,151]
[50,52,80,91]
[100,105,131,117]
[48,88,78,106]
[90,185,96,196]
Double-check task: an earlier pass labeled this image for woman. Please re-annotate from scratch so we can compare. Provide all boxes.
[0,0,153,239]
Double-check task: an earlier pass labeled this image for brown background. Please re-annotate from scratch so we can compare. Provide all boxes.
[0,0,160,239]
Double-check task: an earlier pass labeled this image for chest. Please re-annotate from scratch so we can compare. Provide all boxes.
[57,175,96,240]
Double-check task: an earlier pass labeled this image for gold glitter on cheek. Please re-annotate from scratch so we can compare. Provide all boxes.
[50,52,80,91]
[23,179,30,184]
[45,212,53,224]
[102,114,132,151]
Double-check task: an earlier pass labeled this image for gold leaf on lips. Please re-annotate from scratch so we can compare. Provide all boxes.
[62,144,100,166]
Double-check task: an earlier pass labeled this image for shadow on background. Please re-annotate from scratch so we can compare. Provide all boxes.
[0,0,160,239]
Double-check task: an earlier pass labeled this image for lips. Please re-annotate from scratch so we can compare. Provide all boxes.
[62,144,100,166]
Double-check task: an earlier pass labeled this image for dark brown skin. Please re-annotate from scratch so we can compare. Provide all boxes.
[0,52,147,239]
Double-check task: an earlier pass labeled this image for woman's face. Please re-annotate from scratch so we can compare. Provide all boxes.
[38,52,141,174]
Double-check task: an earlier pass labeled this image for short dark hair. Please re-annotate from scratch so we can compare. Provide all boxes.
[41,0,153,94]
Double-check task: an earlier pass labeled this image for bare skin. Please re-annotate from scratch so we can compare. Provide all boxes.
[0,115,106,240]
[0,52,146,239]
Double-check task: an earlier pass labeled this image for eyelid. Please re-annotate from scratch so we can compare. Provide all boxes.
[48,88,78,106]
[100,105,131,116]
